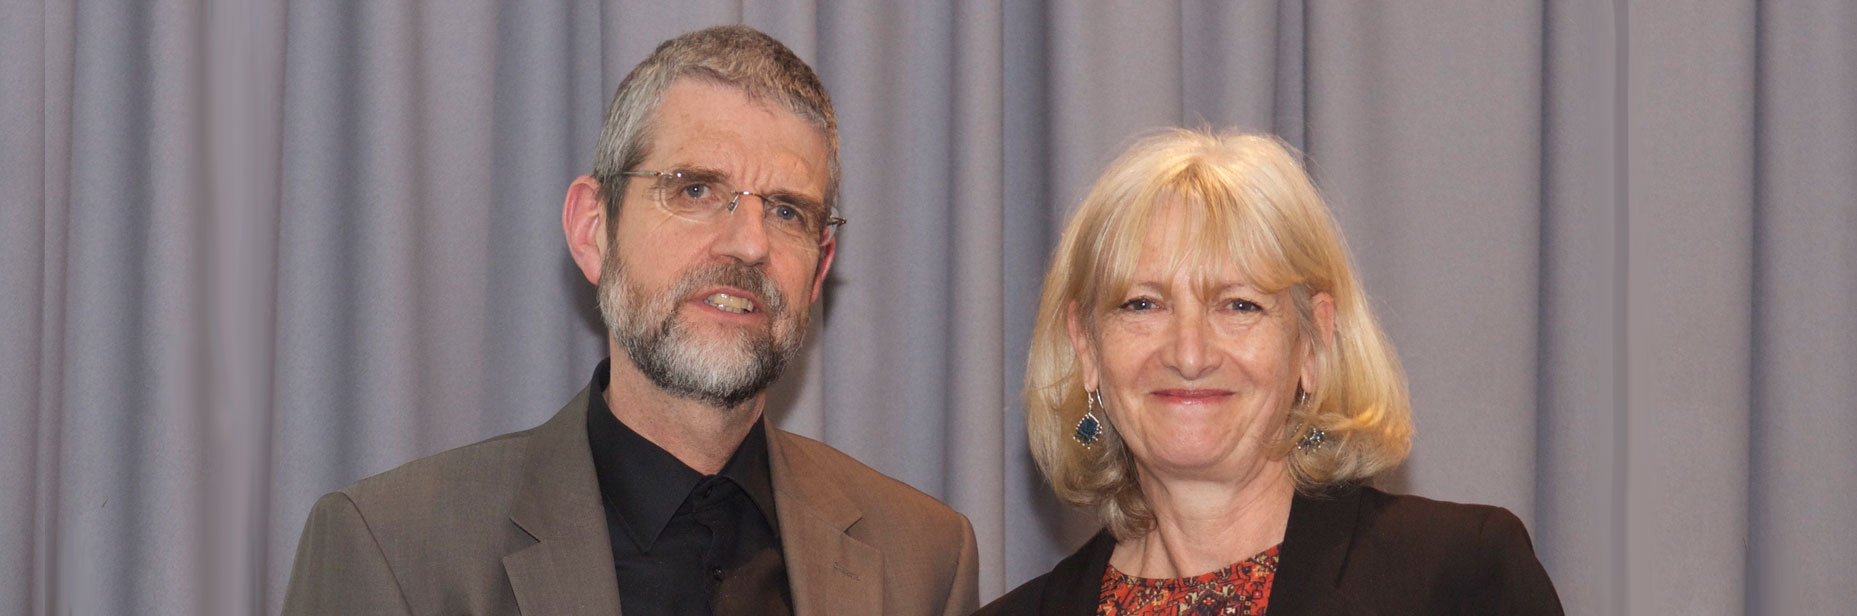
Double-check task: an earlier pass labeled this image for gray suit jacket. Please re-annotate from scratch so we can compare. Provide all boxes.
[283,386,979,615]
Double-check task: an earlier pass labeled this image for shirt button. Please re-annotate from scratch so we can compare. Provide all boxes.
[710,567,725,581]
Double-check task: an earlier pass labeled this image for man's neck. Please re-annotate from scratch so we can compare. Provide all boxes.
[601,353,763,475]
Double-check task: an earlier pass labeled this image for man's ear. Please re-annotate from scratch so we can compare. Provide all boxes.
[1065,302,1101,392]
[563,175,608,285]
[809,235,837,303]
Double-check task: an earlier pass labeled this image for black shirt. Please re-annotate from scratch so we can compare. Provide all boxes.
[586,360,792,616]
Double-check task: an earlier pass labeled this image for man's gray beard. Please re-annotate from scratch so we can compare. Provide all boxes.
[598,257,805,409]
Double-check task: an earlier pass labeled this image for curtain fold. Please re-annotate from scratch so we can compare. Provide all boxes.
[3,2,1852,614]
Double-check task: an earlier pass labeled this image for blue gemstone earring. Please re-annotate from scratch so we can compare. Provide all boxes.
[1074,389,1106,447]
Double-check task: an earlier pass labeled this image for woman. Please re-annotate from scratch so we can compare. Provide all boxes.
[978,130,1562,615]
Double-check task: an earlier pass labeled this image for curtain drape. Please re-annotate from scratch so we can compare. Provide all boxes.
[4,2,1852,614]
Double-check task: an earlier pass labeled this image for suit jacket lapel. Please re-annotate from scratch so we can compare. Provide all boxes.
[766,429,883,615]
[503,386,624,615]
[1268,488,1371,615]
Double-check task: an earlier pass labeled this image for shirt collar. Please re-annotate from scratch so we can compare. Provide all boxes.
[585,359,781,551]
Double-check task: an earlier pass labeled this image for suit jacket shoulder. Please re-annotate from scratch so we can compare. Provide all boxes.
[770,429,971,537]
[284,389,619,615]
[283,429,538,614]
[766,428,980,616]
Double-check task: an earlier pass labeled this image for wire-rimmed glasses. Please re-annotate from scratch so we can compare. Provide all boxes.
[620,168,845,247]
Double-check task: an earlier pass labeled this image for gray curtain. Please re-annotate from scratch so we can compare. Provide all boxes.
[4,1,1852,614]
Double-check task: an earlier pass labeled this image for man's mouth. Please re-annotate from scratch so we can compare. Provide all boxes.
[703,292,757,314]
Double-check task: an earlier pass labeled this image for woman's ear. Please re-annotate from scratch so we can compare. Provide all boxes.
[1066,302,1101,392]
[1301,291,1337,392]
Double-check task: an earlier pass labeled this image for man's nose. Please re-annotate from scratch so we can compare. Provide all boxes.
[712,193,772,266]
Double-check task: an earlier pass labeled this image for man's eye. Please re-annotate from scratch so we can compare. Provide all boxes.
[1119,298,1156,311]
[678,183,714,201]
[769,203,805,223]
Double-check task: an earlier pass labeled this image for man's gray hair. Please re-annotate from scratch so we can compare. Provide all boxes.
[591,25,839,219]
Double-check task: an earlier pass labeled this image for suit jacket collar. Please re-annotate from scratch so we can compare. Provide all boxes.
[765,429,883,615]
[500,384,882,615]
[503,386,625,615]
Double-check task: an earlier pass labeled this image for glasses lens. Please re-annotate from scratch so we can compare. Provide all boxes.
[646,169,836,247]
[759,198,828,244]
[654,171,730,220]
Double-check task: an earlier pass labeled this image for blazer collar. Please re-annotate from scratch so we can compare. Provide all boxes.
[765,429,883,615]
[1266,487,1373,615]
[1031,488,1375,616]
[502,386,624,615]
[1035,530,1117,616]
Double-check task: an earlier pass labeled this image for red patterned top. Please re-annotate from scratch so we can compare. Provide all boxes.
[1095,544,1280,616]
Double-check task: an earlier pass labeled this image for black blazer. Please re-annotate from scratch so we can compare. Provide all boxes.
[976,487,1563,615]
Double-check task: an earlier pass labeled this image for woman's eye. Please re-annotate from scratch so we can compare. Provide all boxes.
[1119,298,1156,311]
[1227,299,1261,312]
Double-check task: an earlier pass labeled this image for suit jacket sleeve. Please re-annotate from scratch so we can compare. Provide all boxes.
[943,514,981,616]
[282,491,415,616]
[1467,506,1564,615]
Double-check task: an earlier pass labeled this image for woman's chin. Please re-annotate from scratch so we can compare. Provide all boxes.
[1134,435,1280,482]
[1137,442,1236,477]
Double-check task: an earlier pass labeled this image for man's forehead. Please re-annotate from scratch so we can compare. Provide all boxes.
[646,80,830,194]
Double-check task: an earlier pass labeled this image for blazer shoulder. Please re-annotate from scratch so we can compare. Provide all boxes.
[973,575,1042,616]
[1357,488,1513,535]
[975,530,1114,616]
[1349,487,1564,614]
[770,429,966,525]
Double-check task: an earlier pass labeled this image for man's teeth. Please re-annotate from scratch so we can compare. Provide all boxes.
[704,293,756,314]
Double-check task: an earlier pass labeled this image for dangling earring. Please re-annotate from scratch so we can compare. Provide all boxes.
[1293,384,1324,451]
[1297,427,1327,451]
[1074,389,1106,447]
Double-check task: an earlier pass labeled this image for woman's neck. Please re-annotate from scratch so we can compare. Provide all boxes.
[1109,462,1296,579]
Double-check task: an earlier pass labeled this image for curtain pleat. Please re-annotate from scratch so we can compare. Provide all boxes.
[3,1,1852,613]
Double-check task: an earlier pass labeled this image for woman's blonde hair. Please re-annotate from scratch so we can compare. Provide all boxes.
[1025,129,1413,539]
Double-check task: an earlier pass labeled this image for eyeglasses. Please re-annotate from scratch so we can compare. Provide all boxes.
[620,168,846,247]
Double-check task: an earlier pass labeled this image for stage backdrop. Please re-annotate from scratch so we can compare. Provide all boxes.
[4,1,1853,614]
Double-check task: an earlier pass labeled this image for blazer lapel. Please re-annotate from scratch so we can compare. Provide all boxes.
[766,430,883,615]
[1038,531,1116,616]
[503,387,625,615]
[1268,488,1371,615]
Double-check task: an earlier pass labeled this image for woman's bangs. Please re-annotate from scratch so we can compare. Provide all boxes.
[1080,187,1165,315]
[1078,147,1301,317]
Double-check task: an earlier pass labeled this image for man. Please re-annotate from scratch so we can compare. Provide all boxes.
[283,26,978,615]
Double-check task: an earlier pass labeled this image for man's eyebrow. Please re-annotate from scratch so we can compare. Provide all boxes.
[761,189,825,209]
[666,166,727,182]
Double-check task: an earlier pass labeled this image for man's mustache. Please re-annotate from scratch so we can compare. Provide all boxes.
[670,263,786,318]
